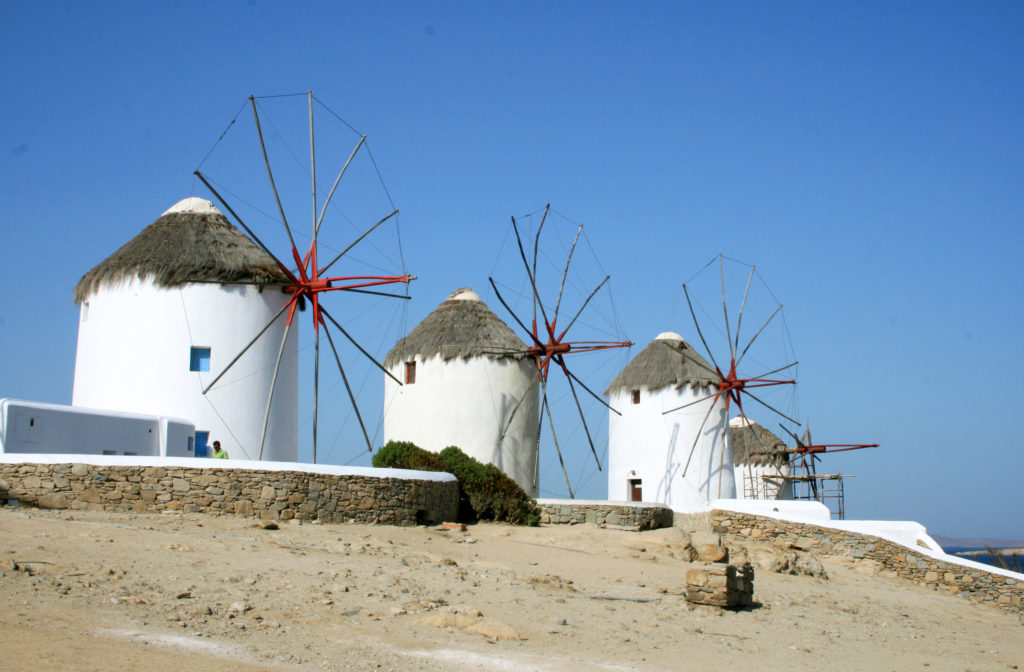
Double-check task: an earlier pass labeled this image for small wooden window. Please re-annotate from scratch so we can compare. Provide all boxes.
[405,361,416,384]
[631,389,640,404]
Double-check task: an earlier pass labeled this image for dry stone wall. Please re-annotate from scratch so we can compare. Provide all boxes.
[712,509,1024,617]
[0,462,459,526]
[539,502,673,530]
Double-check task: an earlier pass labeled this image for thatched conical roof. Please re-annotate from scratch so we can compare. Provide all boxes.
[74,197,290,303]
[384,288,530,367]
[729,416,788,467]
[604,332,717,395]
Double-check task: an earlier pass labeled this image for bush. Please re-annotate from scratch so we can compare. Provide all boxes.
[371,440,448,472]
[371,441,539,526]
[439,446,540,526]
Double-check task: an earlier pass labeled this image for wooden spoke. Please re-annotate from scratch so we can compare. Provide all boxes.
[320,209,398,276]
[542,380,574,499]
[320,306,402,385]
[736,304,783,368]
[562,362,602,471]
[315,135,366,238]
[203,300,292,394]
[489,277,543,347]
[194,171,295,281]
[681,395,720,477]
[323,321,373,453]
[257,319,294,460]
[250,96,298,255]
[683,283,723,376]
[733,264,755,360]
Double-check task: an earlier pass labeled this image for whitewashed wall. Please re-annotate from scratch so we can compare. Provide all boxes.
[735,461,793,500]
[72,278,298,461]
[607,383,733,511]
[0,399,194,457]
[383,355,540,496]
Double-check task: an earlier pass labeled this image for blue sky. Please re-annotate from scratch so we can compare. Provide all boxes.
[1,2,1021,539]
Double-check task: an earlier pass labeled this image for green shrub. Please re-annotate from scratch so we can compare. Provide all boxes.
[439,446,540,526]
[372,440,448,472]
[371,441,539,526]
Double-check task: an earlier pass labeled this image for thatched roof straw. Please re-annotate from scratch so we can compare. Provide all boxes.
[604,332,718,395]
[729,416,789,467]
[384,288,530,367]
[74,197,290,303]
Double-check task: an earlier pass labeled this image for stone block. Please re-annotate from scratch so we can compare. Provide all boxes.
[36,493,68,509]
[80,486,103,503]
[686,563,754,608]
[692,532,728,563]
[792,536,815,551]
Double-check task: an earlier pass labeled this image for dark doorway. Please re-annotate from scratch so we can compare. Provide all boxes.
[628,478,642,502]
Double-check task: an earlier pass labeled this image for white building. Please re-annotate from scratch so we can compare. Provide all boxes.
[382,288,540,495]
[0,398,195,457]
[72,197,298,461]
[729,415,793,501]
[605,332,734,510]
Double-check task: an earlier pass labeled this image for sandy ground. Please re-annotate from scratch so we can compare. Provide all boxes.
[1,506,1021,672]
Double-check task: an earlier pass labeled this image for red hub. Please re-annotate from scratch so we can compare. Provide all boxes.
[526,316,632,382]
[278,240,414,331]
[713,358,795,415]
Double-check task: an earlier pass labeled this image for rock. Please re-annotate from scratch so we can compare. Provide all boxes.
[747,545,793,574]
[418,612,477,630]
[70,464,89,476]
[795,552,827,578]
[228,601,253,614]
[791,536,816,551]
[234,500,254,517]
[80,487,103,504]
[465,619,520,641]
[36,493,68,509]
[262,521,279,530]
[691,532,728,563]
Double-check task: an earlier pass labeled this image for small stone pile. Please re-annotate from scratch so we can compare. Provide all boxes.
[685,563,754,608]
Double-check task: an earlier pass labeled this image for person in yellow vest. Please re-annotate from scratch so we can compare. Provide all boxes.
[211,440,229,459]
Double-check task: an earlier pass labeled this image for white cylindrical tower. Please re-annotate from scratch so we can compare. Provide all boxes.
[382,288,540,495]
[605,332,734,511]
[72,197,298,461]
[729,416,793,501]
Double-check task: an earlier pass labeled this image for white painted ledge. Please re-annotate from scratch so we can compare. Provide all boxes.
[0,454,456,483]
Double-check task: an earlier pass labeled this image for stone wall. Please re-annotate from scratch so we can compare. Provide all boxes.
[0,462,459,526]
[711,509,1024,617]
[538,501,673,530]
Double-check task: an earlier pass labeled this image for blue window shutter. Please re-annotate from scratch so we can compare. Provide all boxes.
[190,347,211,372]
[195,431,209,457]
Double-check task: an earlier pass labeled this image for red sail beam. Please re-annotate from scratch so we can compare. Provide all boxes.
[789,443,878,454]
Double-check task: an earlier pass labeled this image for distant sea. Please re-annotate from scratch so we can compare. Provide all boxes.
[943,546,1024,570]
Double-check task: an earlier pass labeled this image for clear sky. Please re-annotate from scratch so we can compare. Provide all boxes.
[1,2,1021,539]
